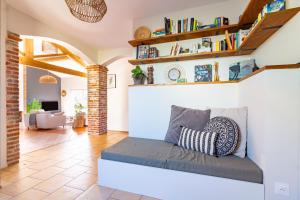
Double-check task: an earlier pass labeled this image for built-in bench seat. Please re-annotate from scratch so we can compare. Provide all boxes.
[101,137,263,184]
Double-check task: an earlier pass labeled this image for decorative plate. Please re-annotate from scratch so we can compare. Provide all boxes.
[134,26,151,40]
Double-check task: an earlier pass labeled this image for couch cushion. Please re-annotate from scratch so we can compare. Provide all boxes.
[166,145,263,183]
[101,137,263,184]
[101,137,174,168]
[165,105,211,144]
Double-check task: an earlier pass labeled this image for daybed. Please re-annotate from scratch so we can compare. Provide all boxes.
[99,137,264,200]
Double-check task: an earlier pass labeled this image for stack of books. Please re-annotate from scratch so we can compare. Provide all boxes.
[214,29,249,52]
[136,45,159,59]
[164,17,201,34]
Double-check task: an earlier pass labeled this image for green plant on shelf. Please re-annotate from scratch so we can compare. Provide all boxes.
[27,98,42,113]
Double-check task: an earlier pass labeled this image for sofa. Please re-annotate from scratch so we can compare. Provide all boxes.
[24,112,66,129]
[99,137,264,200]
[36,113,66,129]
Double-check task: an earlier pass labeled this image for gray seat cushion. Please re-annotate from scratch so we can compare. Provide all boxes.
[166,145,263,183]
[101,137,173,168]
[101,137,263,184]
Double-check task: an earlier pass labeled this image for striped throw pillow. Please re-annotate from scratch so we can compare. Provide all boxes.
[178,126,217,156]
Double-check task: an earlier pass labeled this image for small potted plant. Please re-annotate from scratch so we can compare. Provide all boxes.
[131,65,146,85]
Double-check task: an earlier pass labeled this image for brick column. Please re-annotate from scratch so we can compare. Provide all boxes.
[87,65,108,135]
[6,32,20,165]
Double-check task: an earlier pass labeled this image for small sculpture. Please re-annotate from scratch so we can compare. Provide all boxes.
[147,66,154,84]
[213,62,220,82]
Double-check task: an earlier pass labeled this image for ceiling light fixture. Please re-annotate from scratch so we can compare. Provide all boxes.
[39,75,58,84]
[65,0,107,23]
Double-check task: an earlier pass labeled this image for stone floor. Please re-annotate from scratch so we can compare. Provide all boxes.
[0,127,158,200]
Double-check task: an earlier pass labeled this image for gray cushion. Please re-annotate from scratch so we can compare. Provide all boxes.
[166,145,263,184]
[101,137,173,168]
[204,117,240,156]
[101,137,263,184]
[164,105,211,144]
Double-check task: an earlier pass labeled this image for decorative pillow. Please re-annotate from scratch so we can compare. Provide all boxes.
[178,126,217,156]
[164,105,211,144]
[210,107,247,158]
[204,117,239,156]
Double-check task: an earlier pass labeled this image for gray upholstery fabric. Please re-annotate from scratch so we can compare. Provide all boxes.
[101,137,173,168]
[164,105,211,144]
[101,137,263,184]
[166,145,263,183]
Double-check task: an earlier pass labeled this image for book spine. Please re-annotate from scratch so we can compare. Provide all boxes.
[178,20,181,33]
[190,18,194,32]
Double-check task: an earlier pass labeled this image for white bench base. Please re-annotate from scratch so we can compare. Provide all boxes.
[98,159,264,200]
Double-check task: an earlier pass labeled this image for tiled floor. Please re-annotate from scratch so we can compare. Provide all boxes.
[0,127,158,200]
[20,126,87,154]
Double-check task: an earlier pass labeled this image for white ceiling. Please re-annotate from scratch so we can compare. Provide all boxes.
[6,0,226,49]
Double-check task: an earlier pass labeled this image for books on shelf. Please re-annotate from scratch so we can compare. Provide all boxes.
[214,17,229,27]
[137,45,159,59]
[164,17,203,34]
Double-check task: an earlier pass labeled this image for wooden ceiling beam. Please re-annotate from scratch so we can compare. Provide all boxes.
[34,53,69,62]
[23,39,34,57]
[50,42,86,67]
[20,56,87,77]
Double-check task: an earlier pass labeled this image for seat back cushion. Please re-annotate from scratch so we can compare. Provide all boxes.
[210,107,247,158]
[165,105,210,144]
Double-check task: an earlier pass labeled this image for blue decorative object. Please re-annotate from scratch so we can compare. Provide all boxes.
[195,64,212,82]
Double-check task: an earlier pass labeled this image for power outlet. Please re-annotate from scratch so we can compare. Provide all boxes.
[275,182,290,196]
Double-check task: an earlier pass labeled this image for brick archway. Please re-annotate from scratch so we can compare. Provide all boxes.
[4,32,108,166]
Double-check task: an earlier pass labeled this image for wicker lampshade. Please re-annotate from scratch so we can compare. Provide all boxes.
[65,0,107,23]
[39,75,58,84]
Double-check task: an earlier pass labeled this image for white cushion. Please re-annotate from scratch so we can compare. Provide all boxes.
[210,107,247,158]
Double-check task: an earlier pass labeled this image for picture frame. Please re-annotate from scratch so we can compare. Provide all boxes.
[108,74,116,89]
[194,64,212,82]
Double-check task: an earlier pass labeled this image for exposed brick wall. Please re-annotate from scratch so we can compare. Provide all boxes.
[6,32,20,165]
[87,65,108,135]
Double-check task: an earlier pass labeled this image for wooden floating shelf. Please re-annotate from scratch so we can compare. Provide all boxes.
[128,24,248,47]
[238,0,272,25]
[128,7,300,65]
[129,64,300,87]
[129,81,238,87]
[128,50,253,65]
[240,7,300,51]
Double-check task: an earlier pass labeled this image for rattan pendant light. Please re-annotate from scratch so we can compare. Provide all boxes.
[39,75,58,84]
[65,0,107,23]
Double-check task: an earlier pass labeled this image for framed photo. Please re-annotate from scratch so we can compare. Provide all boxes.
[42,41,58,54]
[195,64,212,82]
[108,74,116,89]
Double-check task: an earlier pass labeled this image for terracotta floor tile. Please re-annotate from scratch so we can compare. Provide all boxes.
[30,166,64,180]
[111,189,141,200]
[0,177,42,196]
[34,174,73,193]
[27,159,60,170]
[43,186,83,200]
[0,193,12,200]
[61,165,89,178]
[55,159,82,169]
[66,173,97,191]
[10,189,49,200]
[76,185,113,200]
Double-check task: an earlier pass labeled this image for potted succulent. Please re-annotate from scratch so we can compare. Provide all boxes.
[131,65,146,85]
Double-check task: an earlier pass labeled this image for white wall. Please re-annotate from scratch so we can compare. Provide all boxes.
[0,0,7,168]
[129,83,239,140]
[239,69,300,200]
[107,57,132,131]
[61,76,87,117]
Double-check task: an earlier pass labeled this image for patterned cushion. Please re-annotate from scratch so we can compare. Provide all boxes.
[204,117,240,156]
[178,126,217,156]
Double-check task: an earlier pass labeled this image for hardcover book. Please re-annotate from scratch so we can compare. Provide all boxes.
[195,64,212,82]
